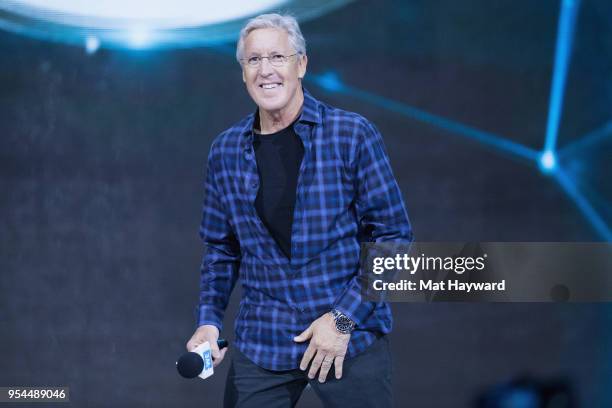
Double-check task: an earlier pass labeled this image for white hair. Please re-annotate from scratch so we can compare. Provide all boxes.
[236,13,306,63]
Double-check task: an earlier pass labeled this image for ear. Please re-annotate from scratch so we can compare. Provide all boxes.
[298,54,308,79]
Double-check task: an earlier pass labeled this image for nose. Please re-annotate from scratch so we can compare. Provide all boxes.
[258,57,274,76]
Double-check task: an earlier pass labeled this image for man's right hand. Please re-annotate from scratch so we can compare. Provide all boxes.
[186,325,227,368]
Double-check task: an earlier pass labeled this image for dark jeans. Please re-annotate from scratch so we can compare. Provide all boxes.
[224,335,392,408]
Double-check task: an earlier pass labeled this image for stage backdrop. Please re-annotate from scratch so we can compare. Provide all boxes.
[1,0,611,406]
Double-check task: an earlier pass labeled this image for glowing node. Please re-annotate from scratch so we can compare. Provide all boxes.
[539,150,557,173]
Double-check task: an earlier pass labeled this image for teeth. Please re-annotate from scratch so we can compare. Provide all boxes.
[261,83,281,89]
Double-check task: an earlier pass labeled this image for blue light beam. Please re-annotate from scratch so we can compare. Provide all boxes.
[554,168,612,241]
[559,119,612,159]
[308,73,539,162]
[543,0,581,154]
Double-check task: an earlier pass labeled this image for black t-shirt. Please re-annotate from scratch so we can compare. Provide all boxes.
[253,123,304,259]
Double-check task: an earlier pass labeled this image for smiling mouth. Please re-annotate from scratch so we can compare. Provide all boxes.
[259,83,283,89]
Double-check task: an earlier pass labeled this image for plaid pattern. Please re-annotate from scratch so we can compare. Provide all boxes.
[195,89,413,370]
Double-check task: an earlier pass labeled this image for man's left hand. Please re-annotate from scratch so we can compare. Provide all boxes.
[294,312,350,383]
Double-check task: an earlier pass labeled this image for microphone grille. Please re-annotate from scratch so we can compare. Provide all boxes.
[176,352,204,378]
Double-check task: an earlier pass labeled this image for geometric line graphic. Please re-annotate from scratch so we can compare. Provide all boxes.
[306,0,610,240]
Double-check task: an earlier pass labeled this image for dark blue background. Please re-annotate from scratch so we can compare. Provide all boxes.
[1,0,611,406]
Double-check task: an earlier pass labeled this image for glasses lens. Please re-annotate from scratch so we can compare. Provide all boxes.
[270,55,285,66]
[248,57,259,66]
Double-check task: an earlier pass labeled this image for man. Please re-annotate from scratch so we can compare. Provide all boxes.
[186,13,412,407]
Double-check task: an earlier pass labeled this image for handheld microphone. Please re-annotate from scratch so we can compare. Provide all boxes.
[176,339,229,379]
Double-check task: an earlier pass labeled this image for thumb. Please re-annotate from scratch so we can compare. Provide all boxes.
[293,325,313,342]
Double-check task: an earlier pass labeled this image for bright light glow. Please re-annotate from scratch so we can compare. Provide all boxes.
[0,0,353,48]
[127,27,152,48]
[539,150,557,173]
[85,35,100,54]
[6,0,287,28]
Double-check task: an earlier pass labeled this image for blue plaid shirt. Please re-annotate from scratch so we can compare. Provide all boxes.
[195,89,413,370]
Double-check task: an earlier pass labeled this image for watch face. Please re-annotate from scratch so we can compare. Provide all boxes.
[335,315,354,333]
[337,315,350,325]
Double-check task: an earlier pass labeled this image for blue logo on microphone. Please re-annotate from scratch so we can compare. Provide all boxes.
[203,349,213,370]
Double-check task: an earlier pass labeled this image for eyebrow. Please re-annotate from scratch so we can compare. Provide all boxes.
[246,50,286,57]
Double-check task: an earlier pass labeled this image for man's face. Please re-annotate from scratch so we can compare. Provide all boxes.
[241,28,307,114]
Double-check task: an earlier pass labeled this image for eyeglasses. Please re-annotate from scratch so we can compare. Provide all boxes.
[241,53,299,67]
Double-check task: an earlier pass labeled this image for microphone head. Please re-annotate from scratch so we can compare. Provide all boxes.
[176,352,204,378]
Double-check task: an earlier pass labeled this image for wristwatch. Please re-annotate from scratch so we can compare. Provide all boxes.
[330,309,355,334]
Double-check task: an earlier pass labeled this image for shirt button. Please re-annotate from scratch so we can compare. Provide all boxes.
[244,152,253,160]
[251,182,258,189]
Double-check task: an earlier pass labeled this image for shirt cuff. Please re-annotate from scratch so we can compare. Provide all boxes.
[194,305,224,332]
[332,287,375,327]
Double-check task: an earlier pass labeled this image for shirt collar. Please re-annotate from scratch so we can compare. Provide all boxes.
[298,88,322,125]
[240,87,321,138]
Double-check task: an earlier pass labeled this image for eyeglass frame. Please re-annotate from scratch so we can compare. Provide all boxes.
[240,52,301,67]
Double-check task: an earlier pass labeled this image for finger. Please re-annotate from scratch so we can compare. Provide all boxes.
[308,351,325,380]
[334,356,345,379]
[318,355,334,383]
[299,344,316,371]
[213,347,228,368]
[186,337,201,352]
[294,326,313,342]
[210,339,220,359]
